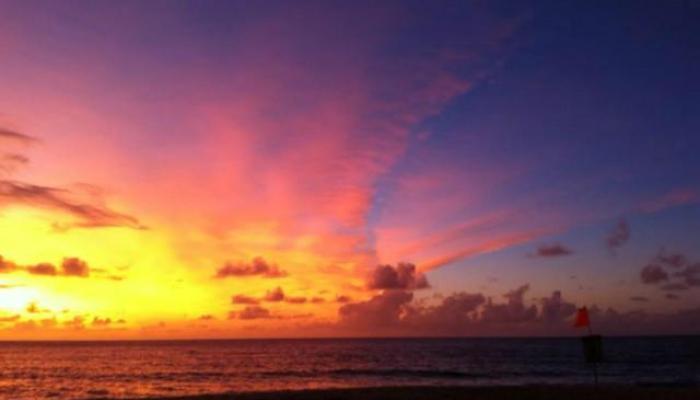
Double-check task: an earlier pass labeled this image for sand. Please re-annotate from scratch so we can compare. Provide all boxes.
[130,385,700,400]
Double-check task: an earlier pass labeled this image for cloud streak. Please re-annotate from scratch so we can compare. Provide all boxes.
[0,180,144,230]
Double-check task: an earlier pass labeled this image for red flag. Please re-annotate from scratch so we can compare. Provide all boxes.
[573,307,590,328]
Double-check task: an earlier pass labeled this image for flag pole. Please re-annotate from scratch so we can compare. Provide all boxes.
[574,307,601,386]
[588,313,598,385]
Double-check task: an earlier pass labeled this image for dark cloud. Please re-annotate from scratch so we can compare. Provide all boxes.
[640,264,669,284]
[531,244,573,258]
[91,317,112,327]
[286,296,307,304]
[63,316,85,330]
[481,285,538,324]
[231,289,307,305]
[26,302,42,314]
[654,248,687,268]
[660,283,689,291]
[264,287,285,302]
[231,294,259,305]
[674,263,700,287]
[24,258,91,278]
[606,218,630,250]
[199,314,214,320]
[335,284,700,336]
[234,306,272,320]
[0,255,17,273]
[665,293,680,300]
[0,128,141,230]
[310,297,325,304]
[0,180,144,230]
[338,290,414,329]
[540,291,577,323]
[0,314,21,323]
[0,128,37,144]
[405,292,486,330]
[367,263,429,290]
[336,295,351,303]
[61,257,89,277]
[630,296,650,302]
[215,257,287,279]
[640,249,700,291]
[586,305,700,335]
[0,153,29,174]
[26,262,57,276]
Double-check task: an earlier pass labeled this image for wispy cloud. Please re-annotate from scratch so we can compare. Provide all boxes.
[0,180,144,230]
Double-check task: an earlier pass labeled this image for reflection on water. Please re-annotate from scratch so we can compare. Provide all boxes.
[0,337,697,399]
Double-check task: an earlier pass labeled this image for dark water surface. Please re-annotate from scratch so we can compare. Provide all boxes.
[0,337,698,399]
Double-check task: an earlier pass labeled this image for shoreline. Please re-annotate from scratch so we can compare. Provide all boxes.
[120,384,700,400]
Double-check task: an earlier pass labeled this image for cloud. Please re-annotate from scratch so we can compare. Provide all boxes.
[0,128,142,231]
[91,317,112,327]
[63,316,85,330]
[660,283,689,292]
[586,306,700,335]
[215,257,287,279]
[630,296,650,302]
[338,290,414,329]
[285,296,307,304]
[0,314,21,323]
[481,284,538,324]
[0,128,37,145]
[0,255,17,273]
[231,294,259,305]
[674,263,700,287]
[605,218,630,250]
[26,262,57,276]
[405,292,486,330]
[0,153,29,174]
[337,285,568,336]
[336,295,351,303]
[0,254,111,280]
[639,188,699,213]
[539,290,577,323]
[335,284,700,336]
[233,306,272,320]
[654,248,687,268]
[367,263,429,290]
[310,297,325,304]
[665,293,680,300]
[0,180,144,230]
[640,249,700,290]
[26,302,44,313]
[61,257,90,277]
[24,257,91,278]
[231,288,308,306]
[530,243,573,258]
[264,287,285,302]
[419,231,541,272]
[640,264,669,284]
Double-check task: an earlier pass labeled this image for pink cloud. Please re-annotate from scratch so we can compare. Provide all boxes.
[638,188,699,213]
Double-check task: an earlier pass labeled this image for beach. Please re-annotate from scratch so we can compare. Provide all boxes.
[134,385,700,400]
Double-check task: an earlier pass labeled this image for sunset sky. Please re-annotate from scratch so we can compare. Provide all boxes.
[0,1,698,339]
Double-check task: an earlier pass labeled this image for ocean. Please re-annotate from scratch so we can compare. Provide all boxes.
[0,337,697,399]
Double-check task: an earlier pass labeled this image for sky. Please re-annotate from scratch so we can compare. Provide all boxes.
[0,0,698,339]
